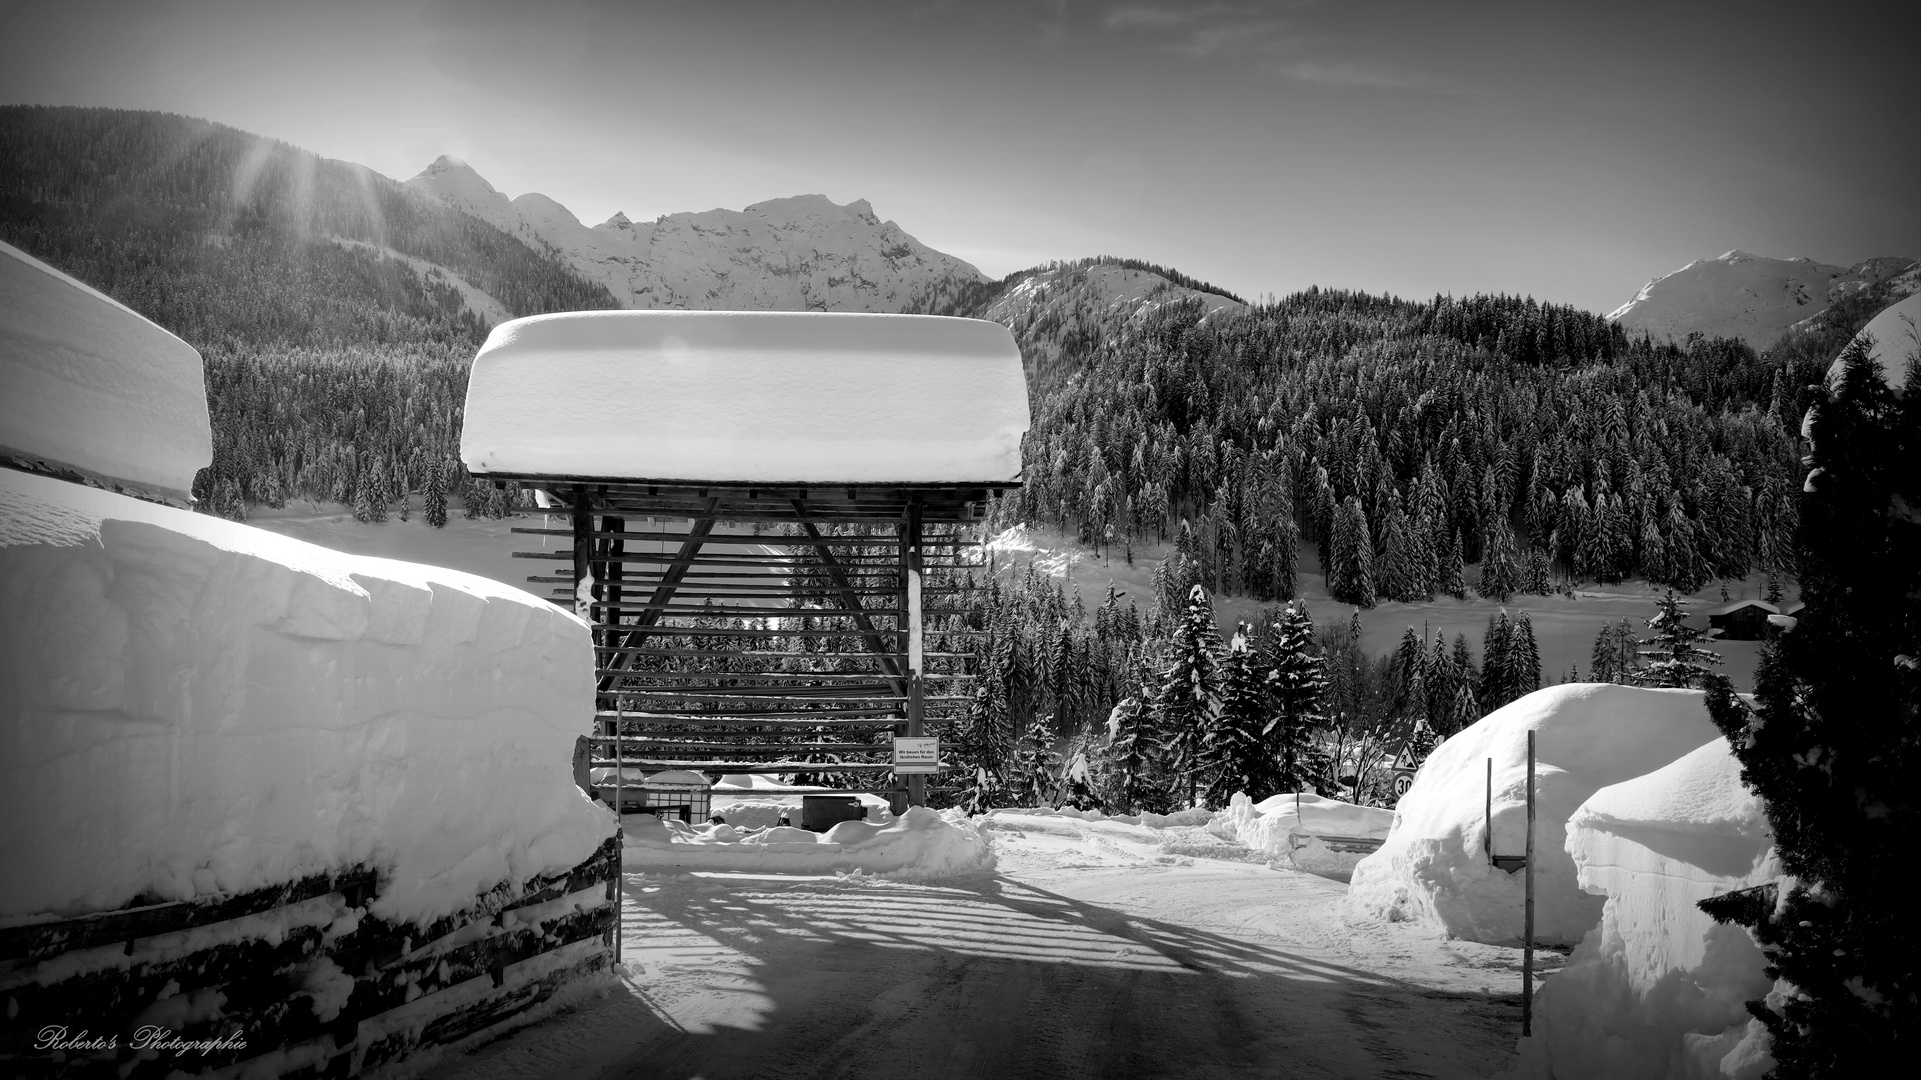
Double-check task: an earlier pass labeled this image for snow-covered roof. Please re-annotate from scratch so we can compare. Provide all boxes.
[0,241,212,502]
[459,311,1029,485]
[1706,599,1779,617]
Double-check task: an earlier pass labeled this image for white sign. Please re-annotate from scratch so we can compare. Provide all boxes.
[893,736,941,774]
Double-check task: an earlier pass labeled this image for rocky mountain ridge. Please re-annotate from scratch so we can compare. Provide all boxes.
[1608,249,1920,350]
[407,156,983,313]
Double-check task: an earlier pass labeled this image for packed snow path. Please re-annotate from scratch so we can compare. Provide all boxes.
[419,819,1552,1079]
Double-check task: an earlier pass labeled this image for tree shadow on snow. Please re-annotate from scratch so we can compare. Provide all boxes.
[470,870,1529,1080]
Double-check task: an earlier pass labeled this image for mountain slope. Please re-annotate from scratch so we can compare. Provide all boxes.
[407,156,983,312]
[1608,249,1919,350]
[0,107,619,349]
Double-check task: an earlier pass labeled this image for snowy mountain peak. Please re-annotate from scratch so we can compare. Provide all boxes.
[1609,249,1919,349]
[406,160,982,313]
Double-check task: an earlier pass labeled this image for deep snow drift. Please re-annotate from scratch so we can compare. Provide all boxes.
[620,806,994,879]
[1210,791,1396,875]
[1512,737,1777,1079]
[0,468,612,922]
[0,240,212,501]
[1347,684,1723,945]
[459,310,1029,484]
[1834,289,1921,393]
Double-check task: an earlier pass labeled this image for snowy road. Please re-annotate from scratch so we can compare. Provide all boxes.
[418,819,1550,1080]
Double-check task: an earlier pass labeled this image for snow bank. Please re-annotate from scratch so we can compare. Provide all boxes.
[0,240,212,501]
[1347,684,1722,945]
[1211,792,1395,874]
[621,806,993,879]
[459,310,1029,484]
[1511,738,1777,1079]
[1832,290,1921,395]
[0,468,611,923]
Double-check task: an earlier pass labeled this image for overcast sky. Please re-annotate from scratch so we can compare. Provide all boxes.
[4,0,1916,313]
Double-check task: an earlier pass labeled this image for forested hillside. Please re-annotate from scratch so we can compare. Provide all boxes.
[0,106,620,514]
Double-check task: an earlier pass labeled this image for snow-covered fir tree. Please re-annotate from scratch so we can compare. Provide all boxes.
[1202,624,1280,805]
[1156,584,1224,806]
[1262,600,1328,793]
[423,457,448,528]
[1632,590,1724,689]
[1328,496,1377,607]
[1589,617,1639,683]
[1009,714,1063,808]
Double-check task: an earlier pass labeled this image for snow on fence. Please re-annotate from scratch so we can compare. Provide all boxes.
[1,466,617,1077]
[0,839,618,1077]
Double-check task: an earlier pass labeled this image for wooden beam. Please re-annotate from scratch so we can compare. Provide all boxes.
[596,499,718,693]
[795,505,907,697]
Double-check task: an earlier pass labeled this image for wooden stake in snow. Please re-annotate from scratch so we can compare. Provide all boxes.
[1484,758,1493,864]
[1523,728,1536,1036]
[613,700,625,965]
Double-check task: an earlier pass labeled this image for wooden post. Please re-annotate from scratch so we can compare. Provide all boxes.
[902,501,925,808]
[571,486,592,626]
[612,701,624,966]
[1523,728,1536,1036]
[1484,757,1493,865]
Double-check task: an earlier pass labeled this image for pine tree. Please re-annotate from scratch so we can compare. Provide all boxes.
[1441,530,1467,599]
[1328,496,1377,607]
[1699,337,1920,1074]
[1010,715,1063,808]
[1156,584,1224,806]
[1479,515,1521,601]
[1204,625,1279,805]
[424,458,448,529]
[1263,601,1328,793]
[1589,617,1639,684]
[1510,611,1542,697]
[1480,610,1514,709]
[1632,590,1724,688]
[1104,685,1162,814]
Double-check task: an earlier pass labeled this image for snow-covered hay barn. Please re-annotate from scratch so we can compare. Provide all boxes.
[461,310,1029,809]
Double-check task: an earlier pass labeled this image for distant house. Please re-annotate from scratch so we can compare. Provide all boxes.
[1708,599,1780,641]
[1783,601,1805,617]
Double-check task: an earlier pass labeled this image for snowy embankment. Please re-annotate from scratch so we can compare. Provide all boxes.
[1211,792,1396,875]
[0,467,612,923]
[1511,738,1777,1079]
[1347,684,1723,945]
[621,806,996,880]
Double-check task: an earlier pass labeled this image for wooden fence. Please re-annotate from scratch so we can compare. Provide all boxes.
[0,837,619,1078]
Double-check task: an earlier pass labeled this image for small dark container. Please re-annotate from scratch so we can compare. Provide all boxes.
[800,795,865,832]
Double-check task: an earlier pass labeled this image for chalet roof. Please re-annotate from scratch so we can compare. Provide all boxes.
[459,310,1029,486]
[1706,599,1780,617]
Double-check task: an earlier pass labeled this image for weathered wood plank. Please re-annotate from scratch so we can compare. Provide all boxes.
[0,866,375,963]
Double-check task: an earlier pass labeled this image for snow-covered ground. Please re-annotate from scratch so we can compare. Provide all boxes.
[400,804,1561,1080]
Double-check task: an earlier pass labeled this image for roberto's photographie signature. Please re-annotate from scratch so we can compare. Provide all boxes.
[35,1025,247,1055]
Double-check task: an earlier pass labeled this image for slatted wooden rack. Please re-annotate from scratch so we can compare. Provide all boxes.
[497,479,1007,808]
